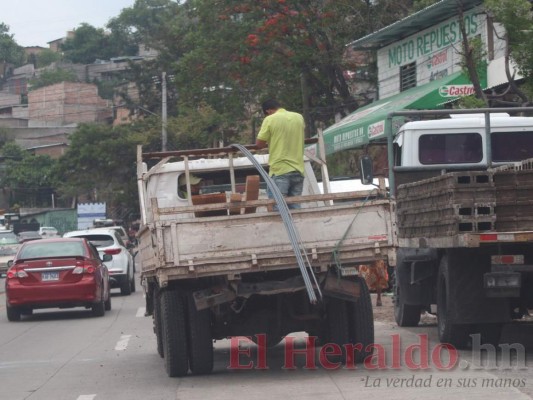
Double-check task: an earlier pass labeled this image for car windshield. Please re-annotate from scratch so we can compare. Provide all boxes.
[18,241,86,259]
[69,234,114,248]
[0,231,19,245]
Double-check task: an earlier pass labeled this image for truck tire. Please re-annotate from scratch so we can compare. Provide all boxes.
[437,253,471,349]
[187,295,214,375]
[477,323,503,346]
[161,289,189,377]
[153,290,164,358]
[326,297,349,362]
[394,281,421,327]
[347,277,374,363]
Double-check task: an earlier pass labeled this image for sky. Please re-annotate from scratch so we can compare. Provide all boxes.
[2,0,136,47]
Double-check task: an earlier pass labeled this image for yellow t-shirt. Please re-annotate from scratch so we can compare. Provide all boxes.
[257,108,305,176]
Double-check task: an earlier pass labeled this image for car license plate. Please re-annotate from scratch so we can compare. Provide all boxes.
[42,271,59,281]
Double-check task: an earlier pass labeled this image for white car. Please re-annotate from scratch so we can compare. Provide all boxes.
[63,228,135,295]
[92,225,131,249]
[0,230,19,276]
[38,226,59,238]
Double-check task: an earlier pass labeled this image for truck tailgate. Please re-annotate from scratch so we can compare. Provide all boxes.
[138,200,396,283]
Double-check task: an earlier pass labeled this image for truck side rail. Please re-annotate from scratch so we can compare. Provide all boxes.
[150,190,389,216]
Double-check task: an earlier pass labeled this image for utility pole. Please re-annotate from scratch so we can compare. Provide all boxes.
[161,71,168,151]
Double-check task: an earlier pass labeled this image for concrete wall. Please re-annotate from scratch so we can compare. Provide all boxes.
[28,82,112,125]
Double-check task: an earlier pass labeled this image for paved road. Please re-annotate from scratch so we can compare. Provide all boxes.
[0,276,532,400]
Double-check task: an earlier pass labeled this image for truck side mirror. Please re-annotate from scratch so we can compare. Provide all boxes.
[360,155,374,185]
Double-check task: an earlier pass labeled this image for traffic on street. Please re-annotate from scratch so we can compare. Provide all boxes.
[1,263,532,400]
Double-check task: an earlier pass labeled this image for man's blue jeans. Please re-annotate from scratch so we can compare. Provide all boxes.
[267,171,304,210]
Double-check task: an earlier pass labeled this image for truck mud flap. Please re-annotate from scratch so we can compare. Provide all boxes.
[322,272,361,302]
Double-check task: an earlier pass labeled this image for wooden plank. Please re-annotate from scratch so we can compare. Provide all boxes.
[152,191,390,215]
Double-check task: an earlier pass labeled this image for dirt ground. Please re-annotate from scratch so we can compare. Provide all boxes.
[370,292,395,323]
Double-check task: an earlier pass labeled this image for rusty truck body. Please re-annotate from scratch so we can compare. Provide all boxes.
[136,141,396,376]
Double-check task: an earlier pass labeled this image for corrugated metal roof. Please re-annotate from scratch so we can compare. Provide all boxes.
[348,0,484,50]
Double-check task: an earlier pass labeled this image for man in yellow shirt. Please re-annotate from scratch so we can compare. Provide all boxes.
[255,99,305,209]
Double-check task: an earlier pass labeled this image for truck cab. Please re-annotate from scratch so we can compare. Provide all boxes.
[393,113,533,186]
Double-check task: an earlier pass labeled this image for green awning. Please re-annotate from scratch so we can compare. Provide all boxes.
[322,72,476,155]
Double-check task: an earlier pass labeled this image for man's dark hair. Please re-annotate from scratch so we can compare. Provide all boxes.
[262,99,280,114]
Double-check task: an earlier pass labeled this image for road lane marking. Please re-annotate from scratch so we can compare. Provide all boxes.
[114,334,132,351]
[77,395,96,400]
[136,307,146,317]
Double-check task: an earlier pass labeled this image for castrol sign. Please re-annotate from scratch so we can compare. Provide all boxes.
[439,84,475,97]
[368,120,385,139]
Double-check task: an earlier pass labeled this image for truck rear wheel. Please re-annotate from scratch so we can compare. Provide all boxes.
[347,277,374,363]
[437,254,471,349]
[153,290,164,358]
[326,297,349,362]
[187,295,214,375]
[161,289,189,377]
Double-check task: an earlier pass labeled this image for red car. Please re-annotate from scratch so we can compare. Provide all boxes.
[5,237,112,321]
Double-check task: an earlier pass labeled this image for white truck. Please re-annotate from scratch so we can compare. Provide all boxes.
[361,108,533,349]
[136,141,395,377]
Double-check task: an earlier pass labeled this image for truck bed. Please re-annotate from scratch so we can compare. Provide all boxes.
[397,166,533,248]
[138,193,396,286]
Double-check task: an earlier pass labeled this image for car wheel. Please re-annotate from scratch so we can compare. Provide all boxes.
[104,287,112,311]
[92,291,106,317]
[120,273,132,296]
[6,302,21,322]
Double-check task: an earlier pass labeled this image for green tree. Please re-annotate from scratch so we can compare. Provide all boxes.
[0,143,58,207]
[28,68,78,90]
[0,23,25,68]
[51,122,156,216]
[34,49,62,68]
[61,23,138,64]
[112,0,415,144]
[485,0,533,104]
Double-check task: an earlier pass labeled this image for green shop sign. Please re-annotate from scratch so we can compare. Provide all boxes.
[387,11,480,67]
